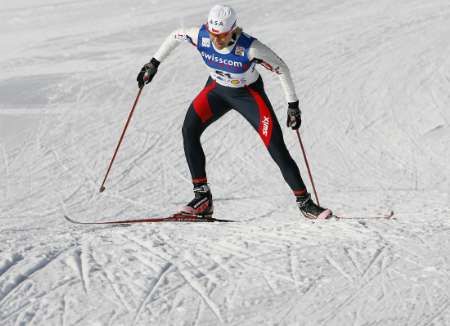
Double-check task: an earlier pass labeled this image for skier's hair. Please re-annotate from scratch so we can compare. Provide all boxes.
[233,27,243,39]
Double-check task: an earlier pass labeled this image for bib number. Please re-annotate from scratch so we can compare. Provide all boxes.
[214,70,245,86]
[215,70,232,79]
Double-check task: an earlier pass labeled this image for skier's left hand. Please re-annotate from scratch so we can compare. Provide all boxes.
[286,100,301,130]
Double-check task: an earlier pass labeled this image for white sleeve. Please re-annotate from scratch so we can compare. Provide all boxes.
[248,40,299,103]
[153,26,200,62]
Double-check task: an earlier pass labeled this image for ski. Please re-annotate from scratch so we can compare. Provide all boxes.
[331,210,394,220]
[64,213,234,225]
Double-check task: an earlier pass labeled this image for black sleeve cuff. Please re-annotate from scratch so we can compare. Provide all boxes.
[150,57,160,68]
[288,100,299,109]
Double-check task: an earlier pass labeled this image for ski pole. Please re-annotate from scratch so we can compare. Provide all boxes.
[295,129,320,205]
[99,86,144,193]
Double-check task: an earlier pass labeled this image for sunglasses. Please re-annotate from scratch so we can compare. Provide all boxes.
[209,31,232,41]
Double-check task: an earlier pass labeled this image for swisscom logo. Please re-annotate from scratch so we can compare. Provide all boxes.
[200,52,243,68]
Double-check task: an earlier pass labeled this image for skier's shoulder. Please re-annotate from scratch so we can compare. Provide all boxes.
[246,37,269,60]
[235,28,257,46]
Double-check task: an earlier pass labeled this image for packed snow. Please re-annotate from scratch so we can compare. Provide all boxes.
[0,0,449,325]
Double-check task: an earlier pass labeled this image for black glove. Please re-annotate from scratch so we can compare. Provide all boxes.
[286,100,302,130]
[137,58,160,88]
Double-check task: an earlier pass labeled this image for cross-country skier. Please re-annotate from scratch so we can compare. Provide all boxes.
[137,5,331,219]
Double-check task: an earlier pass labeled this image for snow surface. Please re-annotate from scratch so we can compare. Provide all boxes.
[1,0,449,325]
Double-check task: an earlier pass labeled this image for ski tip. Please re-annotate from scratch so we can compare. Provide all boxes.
[63,215,78,224]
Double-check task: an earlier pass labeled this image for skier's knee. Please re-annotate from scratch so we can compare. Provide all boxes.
[182,122,200,140]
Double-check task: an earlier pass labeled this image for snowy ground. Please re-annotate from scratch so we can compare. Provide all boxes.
[1,0,449,325]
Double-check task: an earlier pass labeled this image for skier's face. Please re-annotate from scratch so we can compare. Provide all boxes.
[209,30,233,49]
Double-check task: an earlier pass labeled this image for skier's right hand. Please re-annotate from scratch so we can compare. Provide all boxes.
[286,100,302,130]
[137,58,160,88]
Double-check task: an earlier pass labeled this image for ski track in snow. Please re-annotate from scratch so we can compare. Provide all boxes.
[1,0,450,325]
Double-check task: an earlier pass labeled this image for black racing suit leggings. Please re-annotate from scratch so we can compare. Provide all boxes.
[182,76,307,196]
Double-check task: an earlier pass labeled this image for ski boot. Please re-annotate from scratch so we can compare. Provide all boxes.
[297,193,332,219]
[181,184,214,217]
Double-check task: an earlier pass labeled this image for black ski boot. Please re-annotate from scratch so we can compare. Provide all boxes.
[297,193,332,219]
[181,184,213,217]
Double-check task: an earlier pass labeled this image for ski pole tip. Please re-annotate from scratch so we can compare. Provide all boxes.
[99,186,106,193]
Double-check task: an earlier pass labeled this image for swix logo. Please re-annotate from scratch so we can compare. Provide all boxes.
[260,61,282,75]
[262,116,270,136]
[175,33,187,41]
